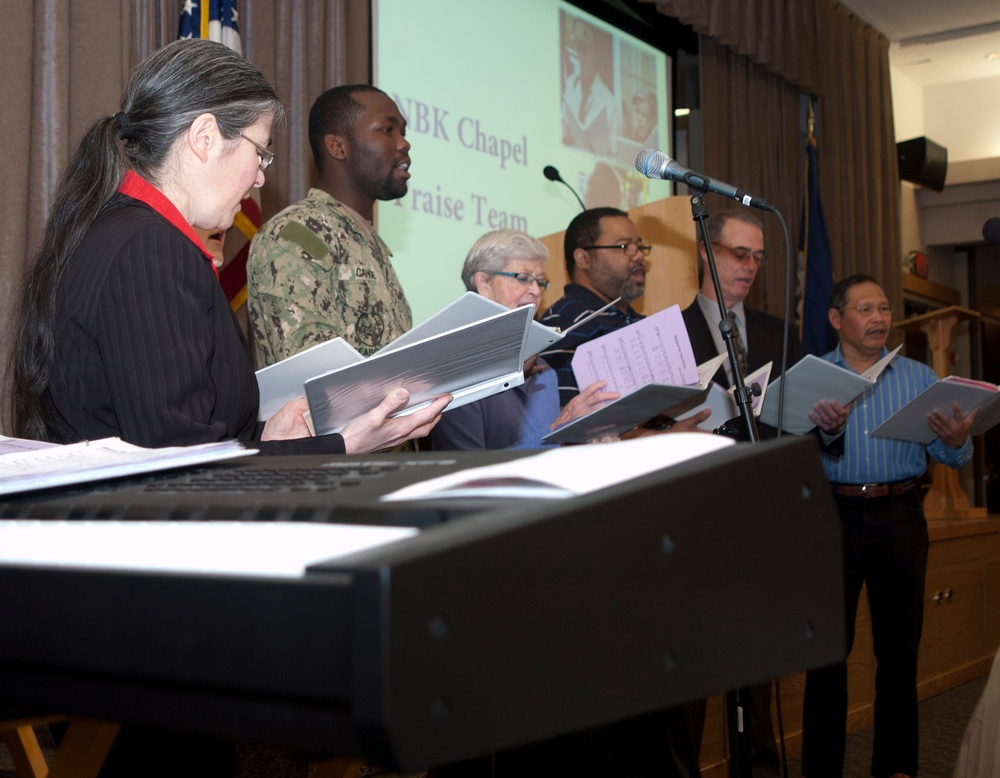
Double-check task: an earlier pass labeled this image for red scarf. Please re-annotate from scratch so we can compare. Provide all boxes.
[118,170,219,278]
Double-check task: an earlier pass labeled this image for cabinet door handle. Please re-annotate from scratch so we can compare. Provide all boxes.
[931,589,955,605]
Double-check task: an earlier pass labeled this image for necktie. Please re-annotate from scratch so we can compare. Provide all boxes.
[728,311,749,378]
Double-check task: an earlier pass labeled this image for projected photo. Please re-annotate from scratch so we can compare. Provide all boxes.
[560,12,620,157]
[559,8,663,211]
[374,0,672,324]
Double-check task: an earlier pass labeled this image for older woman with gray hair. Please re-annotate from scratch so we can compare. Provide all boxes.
[431,228,617,450]
[8,38,446,456]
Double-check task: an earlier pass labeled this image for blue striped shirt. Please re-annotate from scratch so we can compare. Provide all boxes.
[539,284,644,406]
[821,345,973,483]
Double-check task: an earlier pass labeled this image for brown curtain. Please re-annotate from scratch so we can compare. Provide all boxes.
[242,0,370,216]
[698,37,802,316]
[0,0,368,432]
[648,0,902,316]
[0,0,901,431]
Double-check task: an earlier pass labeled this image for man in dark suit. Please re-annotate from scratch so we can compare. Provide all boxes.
[681,209,795,776]
[682,209,798,396]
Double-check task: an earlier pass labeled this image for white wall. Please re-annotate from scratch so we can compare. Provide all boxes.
[924,75,1000,162]
[890,66,1000,254]
[892,66,929,267]
[891,67,925,143]
[892,66,1000,163]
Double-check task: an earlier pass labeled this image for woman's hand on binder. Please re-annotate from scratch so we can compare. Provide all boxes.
[341,388,452,454]
[551,380,619,431]
[261,397,314,441]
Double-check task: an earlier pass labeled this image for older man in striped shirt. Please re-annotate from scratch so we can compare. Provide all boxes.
[802,274,976,778]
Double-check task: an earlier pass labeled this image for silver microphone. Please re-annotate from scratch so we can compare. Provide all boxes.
[635,149,775,212]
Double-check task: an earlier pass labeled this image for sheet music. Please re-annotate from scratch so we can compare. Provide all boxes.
[0,435,58,456]
[0,521,417,578]
[0,438,255,496]
[571,305,699,394]
[673,361,773,429]
[383,433,734,500]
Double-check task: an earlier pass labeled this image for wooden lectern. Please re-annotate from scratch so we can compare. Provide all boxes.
[894,305,987,519]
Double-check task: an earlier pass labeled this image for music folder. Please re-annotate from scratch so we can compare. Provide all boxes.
[871,375,1000,443]
[256,299,535,432]
[380,291,607,359]
[542,355,727,444]
[304,305,531,435]
[758,348,900,435]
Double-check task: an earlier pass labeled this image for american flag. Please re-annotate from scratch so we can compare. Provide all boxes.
[178,0,259,316]
[178,0,243,54]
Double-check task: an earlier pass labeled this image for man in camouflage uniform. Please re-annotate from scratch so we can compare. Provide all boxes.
[248,85,412,364]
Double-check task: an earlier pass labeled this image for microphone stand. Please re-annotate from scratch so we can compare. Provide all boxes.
[690,193,762,778]
[690,194,760,443]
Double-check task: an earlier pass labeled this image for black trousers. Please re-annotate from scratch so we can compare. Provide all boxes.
[801,488,928,778]
[726,682,781,777]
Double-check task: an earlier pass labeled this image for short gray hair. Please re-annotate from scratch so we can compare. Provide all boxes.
[461,229,548,291]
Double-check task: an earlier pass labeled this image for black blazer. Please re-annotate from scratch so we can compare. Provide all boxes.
[680,298,833,447]
[45,196,344,455]
[681,300,800,389]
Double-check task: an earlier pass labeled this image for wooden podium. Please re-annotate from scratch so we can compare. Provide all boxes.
[538,196,699,314]
[894,306,987,519]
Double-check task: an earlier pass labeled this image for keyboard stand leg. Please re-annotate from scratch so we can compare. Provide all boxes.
[2,718,120,778]
[47,720,121,778]
[3,723,49,778]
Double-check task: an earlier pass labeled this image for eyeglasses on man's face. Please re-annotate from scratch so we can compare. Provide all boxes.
[487,271,551,291]
[713,242,767,266]
[582,242,653,258]
[239,133,275,171]
[842,303,894,317]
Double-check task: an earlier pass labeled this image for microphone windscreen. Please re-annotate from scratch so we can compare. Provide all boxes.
[984,217,1000,245]
[543,165,561,182]
[634,149,669,177]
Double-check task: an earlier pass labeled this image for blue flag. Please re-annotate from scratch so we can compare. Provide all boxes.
[800,137,836,356]
[178,0,242,55]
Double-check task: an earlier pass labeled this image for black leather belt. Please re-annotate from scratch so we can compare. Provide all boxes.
[831,479,918,498]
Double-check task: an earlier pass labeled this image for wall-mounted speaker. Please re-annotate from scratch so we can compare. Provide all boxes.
[897,136,948,191]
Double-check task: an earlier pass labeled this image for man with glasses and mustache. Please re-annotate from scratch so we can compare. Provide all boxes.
[540,207,655,403]
[802,275,975,778]
[248,85,412,364]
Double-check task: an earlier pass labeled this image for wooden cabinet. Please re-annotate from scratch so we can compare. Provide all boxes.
[919,533,992,696]
[698,517,1000,776]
